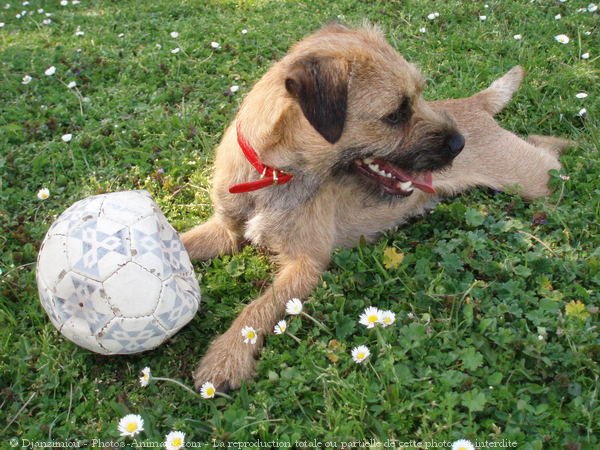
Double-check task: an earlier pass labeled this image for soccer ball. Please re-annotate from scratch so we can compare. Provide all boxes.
[36,190,201,355]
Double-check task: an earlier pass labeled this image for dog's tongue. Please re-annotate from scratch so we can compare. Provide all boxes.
[411,172,435,194]
[375,159,436,194]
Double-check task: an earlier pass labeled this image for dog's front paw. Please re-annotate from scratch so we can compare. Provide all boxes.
[193,332,259,393]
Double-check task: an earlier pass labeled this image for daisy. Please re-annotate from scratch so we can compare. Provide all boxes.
[451,439,474,450]
[67,81,77,89]
[513,34,522,40]
[582,52,590,59]
[419,27,427,33]
[380,310,396,327]
[351,345,370,363]
[575,92,588,99]
[171,47,180,54]
[37,8,43,13]
[0,22,4,27]
[139,367,151,387]
[118,33,125,38]
[74,27,84,36]
[588,3,598,12]
[427,12,437,20]
[241,29,248,34]
[210,41,221,49]
[285,298,303,315]
[165,431,186,450]
[170,31,179,38]
[37,188,50,200]
[230,85,240,93]
[479,15,487,21]
[61,133,72,142]
[44,66,56,76]
[200,381,216,399]
[241,325,257,344]
[359,306,381,328]
[42,19,51,25]
[22,74,32,84]
[577,108,587,117]
[72,0,80,4]
[559,174,570,181]
[60,0,68,5]
[118,414,144,437]
[555,14,561,20]
[273,320,287,335]
[554,34,570,44]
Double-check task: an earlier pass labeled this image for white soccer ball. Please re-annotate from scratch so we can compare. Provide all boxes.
[36,190,201,355]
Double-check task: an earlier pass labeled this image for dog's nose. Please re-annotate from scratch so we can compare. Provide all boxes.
[447,133,465,156]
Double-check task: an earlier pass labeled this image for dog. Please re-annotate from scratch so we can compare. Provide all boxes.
[181,23,571,392]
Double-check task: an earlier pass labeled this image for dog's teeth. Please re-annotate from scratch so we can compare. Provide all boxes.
[400,181,413,190]
[368,163,380,171]
[364,157,374,164]
[385,173,393,178]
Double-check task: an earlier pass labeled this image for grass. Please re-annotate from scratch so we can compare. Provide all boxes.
[0,0,598,448]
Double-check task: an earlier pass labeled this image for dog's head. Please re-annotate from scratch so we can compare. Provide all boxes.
[240,23,464,197]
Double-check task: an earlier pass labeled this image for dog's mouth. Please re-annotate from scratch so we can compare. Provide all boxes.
[354,157,436,196]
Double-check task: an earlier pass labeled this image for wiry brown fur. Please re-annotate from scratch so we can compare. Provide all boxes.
[181,24,571,392]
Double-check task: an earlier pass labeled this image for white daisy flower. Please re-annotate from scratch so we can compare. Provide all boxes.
[22,74,32,84]
[285,298,303,315]
[75,27,84,36]
[21,0,27,5]
[577,108,587,117]
[118,414,144,437]
[555,14,562,20]
[72,0,80,4]
[407,312,415,319]
[359,306,382,328]
[537,335,544,341]
[0,22,4,27]
[139,367,151,387]
[555,34,570,44]
[37,8,43,13]
[584,31,591,35]
[588,3,598,12]
[60,0,68,5]
[37,188,50,200]
[118,33,125,38]
[427,12,437,20]
[4,4,10,9]
[577,7,587,13]
[273,320,287,335]
[351,345,370,363]
[170,31,179,38]
[230,85,239,93]
[419,27,427,33]
[451,439,474,450]
[582,52,590,59]
[15,13,21,19]
[44,66,56,76]
[67,81,77,89]
[61,133,72,142]
[200,381,216,399]
[479,15,487,21]
[45,12,51,16]
[211,41,221,49]
[241,325,257,344]
[171,47,180,54]
[380,310,396,327]
[241,29,248,34]
[575,92,588,99]
[165,431,186,450]
[513,34,522,40]
[42,19,51,25]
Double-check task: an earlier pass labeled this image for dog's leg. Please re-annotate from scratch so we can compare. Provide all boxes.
[192,252,329,391]
[526,135,574,158]
[180,214,242,260]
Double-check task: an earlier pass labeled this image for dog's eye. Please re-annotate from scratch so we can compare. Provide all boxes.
[382,98,412,126]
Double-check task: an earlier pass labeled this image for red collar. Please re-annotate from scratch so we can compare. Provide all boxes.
[228,122,293,194]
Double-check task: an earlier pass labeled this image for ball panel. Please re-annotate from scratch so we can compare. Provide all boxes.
[48,195,104,236]
[102,262,162,317]
[156,216,193,275]
[36,233,68,290]
[54,272,115,335]
[130,215,172,280]
[67,217,131,282]
[154,275,199,331]
[61,322,110,354]
[98,316,167,354]
[100,190,155,226]
[38,285,63,329]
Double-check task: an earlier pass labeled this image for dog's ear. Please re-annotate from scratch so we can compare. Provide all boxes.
[285,56,348,144]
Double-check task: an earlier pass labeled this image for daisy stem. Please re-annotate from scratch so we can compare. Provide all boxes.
[301,312,330,332]
[368,361,382,382]
[375,327,388,353]
[152,377,199,397]
[285,331,302,345]
[215,391,234,401]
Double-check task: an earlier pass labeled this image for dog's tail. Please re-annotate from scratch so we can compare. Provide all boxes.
[475,66,525,115]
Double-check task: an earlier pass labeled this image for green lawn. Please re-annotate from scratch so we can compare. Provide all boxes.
[1,0,598,448]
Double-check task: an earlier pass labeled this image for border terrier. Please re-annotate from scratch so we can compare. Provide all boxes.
[182,23,571,391]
